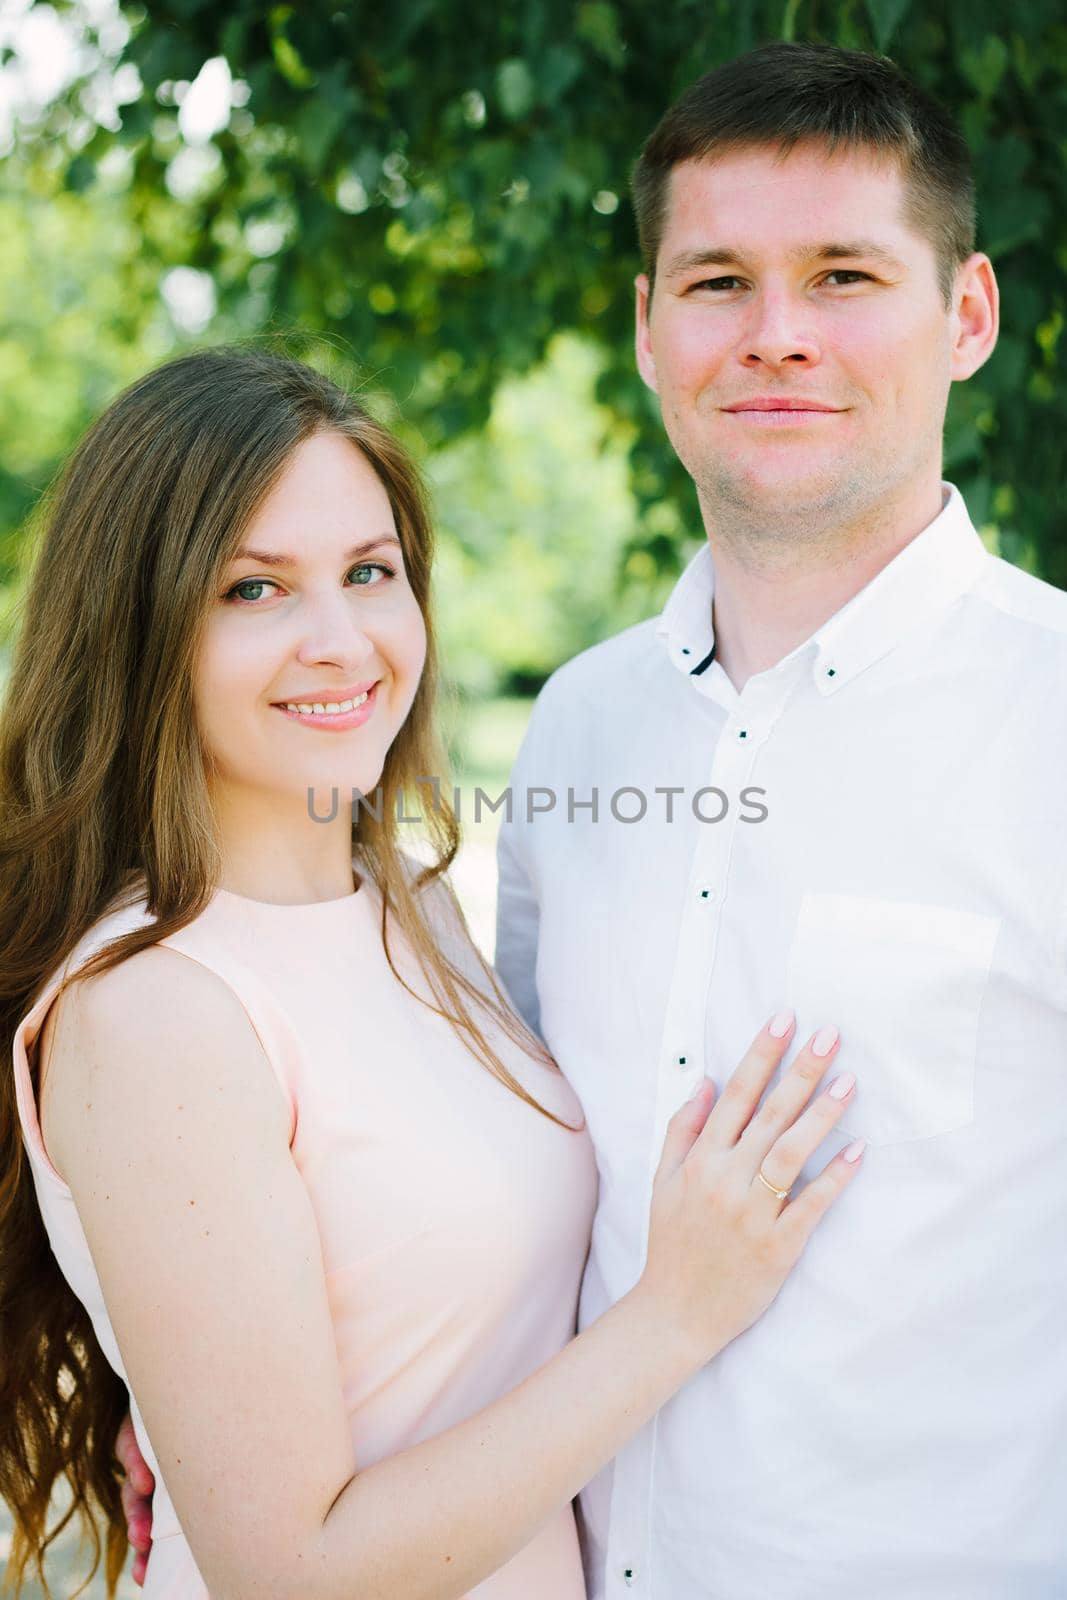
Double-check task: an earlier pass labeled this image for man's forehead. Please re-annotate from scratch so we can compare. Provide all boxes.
[667,142,903,205]
[659,144,912,263]
[670,137,904,190]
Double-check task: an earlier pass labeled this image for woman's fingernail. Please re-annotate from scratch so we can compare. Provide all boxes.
[812,1024,839,1057]
[843,1138,867,1163]
[828,1072,855,1100]
[769,1008,795,1038]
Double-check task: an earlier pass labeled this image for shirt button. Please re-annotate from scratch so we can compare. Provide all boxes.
[676,1054,688,1067]
[699,887,713,901]
[623,1570,636,1588]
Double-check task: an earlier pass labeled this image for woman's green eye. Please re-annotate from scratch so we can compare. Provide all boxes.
[224,562,395,604]
[231,579,273,603]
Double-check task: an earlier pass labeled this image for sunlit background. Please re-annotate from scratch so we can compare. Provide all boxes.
[2,0,1063,1588]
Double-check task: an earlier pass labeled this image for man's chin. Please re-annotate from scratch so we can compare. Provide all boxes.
[702,462,852,515]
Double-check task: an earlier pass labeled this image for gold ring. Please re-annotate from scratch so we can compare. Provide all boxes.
[756,1168,790,1201]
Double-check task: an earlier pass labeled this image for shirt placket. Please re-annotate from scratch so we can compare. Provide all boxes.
[602,664,801,1600]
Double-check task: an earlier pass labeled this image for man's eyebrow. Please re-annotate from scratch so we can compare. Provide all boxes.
[230,535,402,567]
[662,240,906,276]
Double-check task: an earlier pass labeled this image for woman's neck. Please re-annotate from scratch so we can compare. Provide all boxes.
[209,784,358,905]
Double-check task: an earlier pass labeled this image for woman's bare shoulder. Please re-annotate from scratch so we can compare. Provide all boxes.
[42,943,234,1082]
[39,943,287,1182]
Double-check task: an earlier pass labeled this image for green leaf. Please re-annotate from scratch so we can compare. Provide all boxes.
[541,45,582,104]
[863,0,912,49]
[270,13,316,90]
[496,58,535,121]
[220,18,248,64]
[733,0,757,54]
[296,68,357,175]
[958,472,992,528]
[575,2,626,66]
[167,0,215,17]
[982,333,1029,395]
[960,35,1009,98]
[130,29,204,91]
[64,155,96,194]
[117,99,155,144]
[981,186,1049,260]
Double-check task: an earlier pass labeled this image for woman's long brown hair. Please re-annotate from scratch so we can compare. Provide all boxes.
[0,345,580,1597]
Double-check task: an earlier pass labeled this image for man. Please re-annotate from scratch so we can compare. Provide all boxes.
[495,39,1067,1600]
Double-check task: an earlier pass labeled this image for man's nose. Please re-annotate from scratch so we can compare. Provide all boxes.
[740,288,820,367]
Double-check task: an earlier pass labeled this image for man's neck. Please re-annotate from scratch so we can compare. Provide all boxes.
[704,478,947,691]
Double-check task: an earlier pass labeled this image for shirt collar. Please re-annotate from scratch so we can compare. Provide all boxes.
[656,482,991,695]
[657,541,718,678]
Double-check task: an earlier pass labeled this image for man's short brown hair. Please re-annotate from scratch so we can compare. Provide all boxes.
[631,41,976,307]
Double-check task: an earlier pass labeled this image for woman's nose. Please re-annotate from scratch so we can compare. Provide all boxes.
[293,590,377,673]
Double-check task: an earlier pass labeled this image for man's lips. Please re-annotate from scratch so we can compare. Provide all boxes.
[722,399,842,411]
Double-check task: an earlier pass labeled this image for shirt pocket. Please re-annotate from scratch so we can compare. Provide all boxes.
[784,893,1000,1147]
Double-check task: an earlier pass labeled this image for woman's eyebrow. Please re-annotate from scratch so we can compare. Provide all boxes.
[230,535,402,567]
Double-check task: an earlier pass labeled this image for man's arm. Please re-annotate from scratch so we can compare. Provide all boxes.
[115,1414,154,1585]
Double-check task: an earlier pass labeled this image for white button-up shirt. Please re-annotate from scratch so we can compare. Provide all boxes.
[495,483,1067,1600]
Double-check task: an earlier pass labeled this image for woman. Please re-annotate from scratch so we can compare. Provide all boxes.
[0,347,863,1599]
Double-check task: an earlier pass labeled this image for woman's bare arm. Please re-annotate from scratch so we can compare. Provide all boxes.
[44,946,860,1600]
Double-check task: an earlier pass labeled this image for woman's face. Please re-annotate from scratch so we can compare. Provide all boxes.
[193,431,428,816]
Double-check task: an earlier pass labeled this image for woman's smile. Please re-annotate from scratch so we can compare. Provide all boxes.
[271,683,379,730]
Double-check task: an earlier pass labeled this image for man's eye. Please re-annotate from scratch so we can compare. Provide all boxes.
[689,276,744,292]
[684,270,874,293]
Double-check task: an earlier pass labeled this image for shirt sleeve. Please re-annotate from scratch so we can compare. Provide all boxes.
[494,696,547,1038]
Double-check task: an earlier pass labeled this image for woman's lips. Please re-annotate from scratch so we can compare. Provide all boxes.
[272,683,379,731]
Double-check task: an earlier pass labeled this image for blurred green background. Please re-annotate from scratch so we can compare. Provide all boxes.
[0,0,1064,1591]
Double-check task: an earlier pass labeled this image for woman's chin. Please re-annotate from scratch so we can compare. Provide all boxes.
[298,768,388,817]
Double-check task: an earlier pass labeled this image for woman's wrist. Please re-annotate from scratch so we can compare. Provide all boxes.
[613,1278,714,1400]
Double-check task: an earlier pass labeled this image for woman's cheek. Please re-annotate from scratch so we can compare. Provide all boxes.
[398,601,428,699]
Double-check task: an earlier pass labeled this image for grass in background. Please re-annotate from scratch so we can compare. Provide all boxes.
[442,692,536,957]
[447,693,535,802]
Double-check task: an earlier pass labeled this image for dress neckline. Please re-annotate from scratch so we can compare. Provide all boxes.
[212,865,367,912]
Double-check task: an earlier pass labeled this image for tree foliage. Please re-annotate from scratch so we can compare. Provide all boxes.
[12,0,1067,587]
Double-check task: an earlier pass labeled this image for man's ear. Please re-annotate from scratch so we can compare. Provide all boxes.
[950,252,999,383]
[635,273,659,394]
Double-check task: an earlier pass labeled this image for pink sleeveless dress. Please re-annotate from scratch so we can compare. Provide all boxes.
[12,871,598,1598]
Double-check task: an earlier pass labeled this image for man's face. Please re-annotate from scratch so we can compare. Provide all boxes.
[636,141,983,531]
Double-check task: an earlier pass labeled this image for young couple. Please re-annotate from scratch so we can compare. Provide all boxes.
[4,39,1063,1600]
